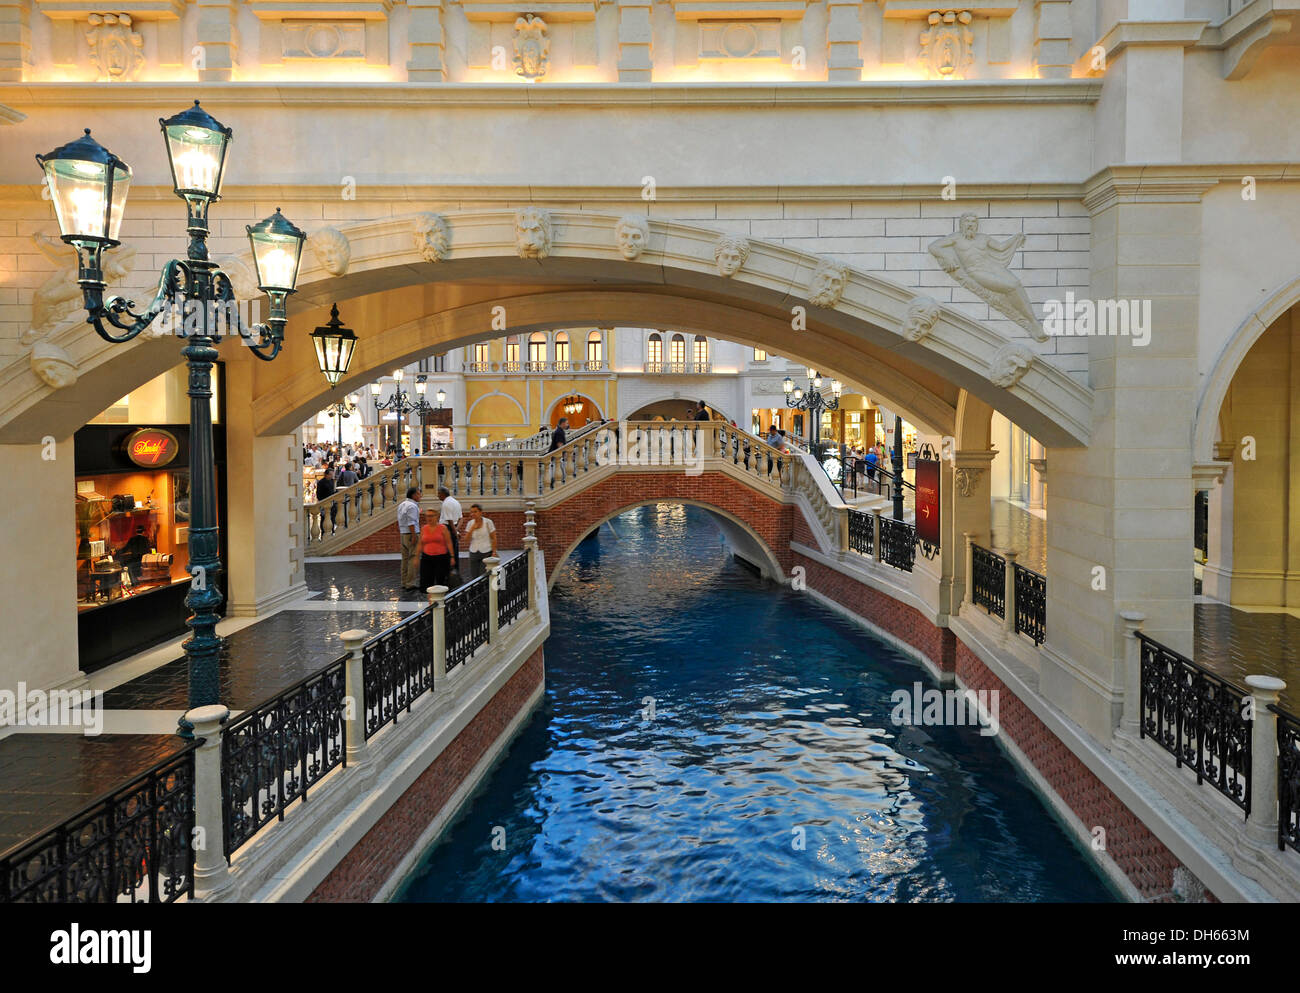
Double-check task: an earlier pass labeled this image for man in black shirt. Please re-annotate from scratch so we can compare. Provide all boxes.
[548,417,569,452]
[693,401,710,422]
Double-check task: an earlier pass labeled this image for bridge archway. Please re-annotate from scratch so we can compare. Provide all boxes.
[3,210,1092,449]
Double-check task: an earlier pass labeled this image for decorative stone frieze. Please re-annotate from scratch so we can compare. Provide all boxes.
[513,14,550,79]
[919,10,973,78]
[310,227,351,276]
[86,13,145,80]
[282,21,366,59]
[615,214,649,260]
[698,19,780,59]
[413,212,451,262]
[515,207,552,259]
[903,294,942,342]
[953,466,984,497]
[807,257,847,308]
[713,233,749,277]
[928,213,1043,340]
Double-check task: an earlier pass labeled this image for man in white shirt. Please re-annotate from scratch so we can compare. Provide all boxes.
[464,503,498,580]
[437,486,463,572]
[397,486,422,590]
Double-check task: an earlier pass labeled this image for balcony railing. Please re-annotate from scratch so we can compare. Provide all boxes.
[642,360,707,374]
[1013,563,1046,645]
[501,360,521,373]
[847,508,874,556]
[445,575,491,672]
[1138,632,1251,816]
[464,361,490,373]
[498,553,529,629]
[363,606,435,739]
[971,545,1006,618]
[524,360,548,372]
[0,744,197,903]
[1275,705,1300,853]
[879,516,916,572]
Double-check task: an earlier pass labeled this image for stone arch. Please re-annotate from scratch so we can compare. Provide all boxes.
[465,389,527,424]
[0,210,1093,448]
[544,497,786,588]
[1194,273,1300,463]
[625,391,733,423]
[546,390,603,428]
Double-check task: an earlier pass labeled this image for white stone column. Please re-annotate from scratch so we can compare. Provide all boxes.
[340,628,368,765]
[485,556,501,641]
[1246,675,1286,848]
[825,0,863,81]
[429,585,448,681]
[961,531,976,613]
[952,450,996,614]
[407,0,447,83]
[1119,610,1145,737]
[1001,548,1018,638]
[0,0,31,80]
[524,534,539,610]
[617,0,653,81]
[186,703,232,900]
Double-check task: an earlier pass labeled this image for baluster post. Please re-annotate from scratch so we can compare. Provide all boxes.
[1001,548,1018,637]
[1120,610,1145,737]
[1246,675,1287,843]
[430,585,449,681]
[838,507,849,554]
[871,507,882,562]
[524,534,539,611]
[185,703,232,900]
[485,556,502,641]
[961,532,976,613]
[340,628,369,765]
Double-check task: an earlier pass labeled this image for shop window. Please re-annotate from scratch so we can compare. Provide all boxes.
[587,330,603,364]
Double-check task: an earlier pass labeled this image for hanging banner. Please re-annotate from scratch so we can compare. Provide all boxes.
[915,456,941,548]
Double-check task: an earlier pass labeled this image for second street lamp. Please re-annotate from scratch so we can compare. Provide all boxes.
[374,371,416,456]
[784,369,840,461]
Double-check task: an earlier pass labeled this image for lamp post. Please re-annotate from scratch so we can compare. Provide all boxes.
[782,369,842,462]
[410,376,435,454]
[372,369,416,455]
[309,303,359,447]
[892,414,905,521]
[35,103,307,729]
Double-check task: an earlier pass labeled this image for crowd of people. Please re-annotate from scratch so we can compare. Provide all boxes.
[397,485,499,594]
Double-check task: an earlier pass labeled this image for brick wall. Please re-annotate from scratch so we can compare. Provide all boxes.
[307,646,545,903]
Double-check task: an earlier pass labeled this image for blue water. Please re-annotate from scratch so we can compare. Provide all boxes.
[396,504,1117,903]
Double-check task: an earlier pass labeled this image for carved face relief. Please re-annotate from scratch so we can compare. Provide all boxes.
[87,13,145,82]
[714,234,750,278]
[513,15,550,79]
[515,207,552,260]
[959,212,979,239]
[615,215,650,260]
[808,259,847,308]
[31,342,78,389]
[310,227,351,276]
[904,295,943,342]
[989,343,1035,388]
[413,212,451,262]
[919,10,974,80]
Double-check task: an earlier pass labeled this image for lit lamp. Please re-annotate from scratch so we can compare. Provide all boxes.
[479,435,489,449]
[36,103,306,730]
[309,303,357,388]
[393,367,404,383]
[436,388,446,407]
[415,379,427,398]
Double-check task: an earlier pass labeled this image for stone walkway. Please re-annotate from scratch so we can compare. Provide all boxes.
[988,499,1047,575]
[1194,602,1300,714]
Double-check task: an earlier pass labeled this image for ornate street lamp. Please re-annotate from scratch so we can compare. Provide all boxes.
[36,104,306,732]
[373,370,416,455]
[784,368,840,460]
[409,375,436,454]
[310,303,357,388]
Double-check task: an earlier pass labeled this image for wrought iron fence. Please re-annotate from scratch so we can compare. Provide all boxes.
[847,508,873,556]
[1013,563,1046,645]
[446,575,491,672]
[222,658,348,858]
[363,607,434,740]
[1138,633,1251,817]
[1274,705,1300,853]
[971,545,1006,618]
[1,743,197,903]
[499,554,529,629]
[879,516,915,572]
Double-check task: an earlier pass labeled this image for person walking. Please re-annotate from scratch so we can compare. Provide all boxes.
[398,486,421,590]
[548,417,569,452]
[337,461,358,488]
[693,400,710,422]
[437,485,463,575]
[464,503,498,580]
[418,508,454,593]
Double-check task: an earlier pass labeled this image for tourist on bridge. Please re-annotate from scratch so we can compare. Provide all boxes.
[549,417,569,452]
[398,486,422,591]
[465,504,498,580]
[419,508,455,594]
[337,462,358,488]
[694,400,710,422]
[437,485,463,574]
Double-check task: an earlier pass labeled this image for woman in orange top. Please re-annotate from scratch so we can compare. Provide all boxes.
[419,508,454,593]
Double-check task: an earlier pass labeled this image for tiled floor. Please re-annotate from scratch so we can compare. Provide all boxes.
[0,735,187,855]
[1194,602,1300,714]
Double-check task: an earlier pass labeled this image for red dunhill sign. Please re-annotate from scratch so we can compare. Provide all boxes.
[125,428,179,468]
[914,456,941,547]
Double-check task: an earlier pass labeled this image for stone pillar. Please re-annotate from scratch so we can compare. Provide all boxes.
[1246,675,1286,848]
[407,0,447,83]
[340,629,368,765]
[429,585,448,681]
[1033,0,1072,78]
[0,0,31,80]
[1119,610,1145,737]
[825,0,863,81]
[186,703,232,900]
[961,531,976,613]
[837,507,849,554]
[524,534,539,609]
[871,507,882,562]
[951,449,996,613]
[195,0,239,81]
[617,0,653,81]
[485,556,501,641]
[1001,548,1018,638]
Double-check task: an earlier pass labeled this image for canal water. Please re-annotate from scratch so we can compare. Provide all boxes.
[396,504,1117,902]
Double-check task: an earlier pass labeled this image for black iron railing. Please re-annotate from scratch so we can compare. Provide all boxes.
[499,554,529,629]
[445,575,491,672]
[971,544,1006,618]
[1,743,197,903]
[221,658,348,858]
[1013,563,1046,645]
[1138,633,1251,817]
[1274,705,1300,852]
[363,607,434,740]
[879,516,915,572]
[847,509,873,556]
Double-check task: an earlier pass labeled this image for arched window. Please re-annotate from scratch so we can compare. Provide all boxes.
[647,333,663,369]
[554,331,570,369]
[473,341,489,367]
[669,333,686,369]
[693,336,709,370]
[587,330,603,367]
[528,332,547,370]
[504,335,520,367]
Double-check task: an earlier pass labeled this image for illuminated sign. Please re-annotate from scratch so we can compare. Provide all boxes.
[914,456,941,548]
[124,428,179,468]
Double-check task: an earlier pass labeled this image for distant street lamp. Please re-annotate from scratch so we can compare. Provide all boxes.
[35,103,306,726]
[784,370,841,460]
[373,370,416,454]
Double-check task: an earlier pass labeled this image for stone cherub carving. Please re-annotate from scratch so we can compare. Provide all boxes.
[714,233,750,277]
[989,342,1035,388]
[928,213,1045,340]
[807,258,847,308]
[413,212,451,262]
[513,15,550,80]
[28,233,138,344]
[904,294,942,342]
[310,226,351,276]
[615,214,649,260]
[515,207,552,259]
